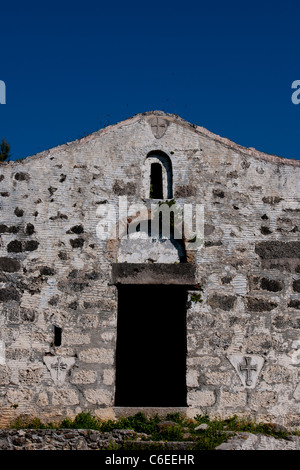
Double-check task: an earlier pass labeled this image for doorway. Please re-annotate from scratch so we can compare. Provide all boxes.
[115,284,187,407]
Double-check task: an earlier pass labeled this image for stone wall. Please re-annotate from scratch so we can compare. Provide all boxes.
[0,428,299,450]
[0,428,156,450]
[0,111,299,428]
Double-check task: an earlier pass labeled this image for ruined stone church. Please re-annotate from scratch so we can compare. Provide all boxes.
[0,111,299,429]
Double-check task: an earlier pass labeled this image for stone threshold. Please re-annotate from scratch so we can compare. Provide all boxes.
[113,407,189,418]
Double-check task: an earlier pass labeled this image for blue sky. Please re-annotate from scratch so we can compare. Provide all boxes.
[1,0,300,161]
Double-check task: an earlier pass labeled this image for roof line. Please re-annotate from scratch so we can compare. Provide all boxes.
[141,111,300,167]
[2,111,300,167]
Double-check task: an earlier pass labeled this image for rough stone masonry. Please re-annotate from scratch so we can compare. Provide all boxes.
[0,111,299,429]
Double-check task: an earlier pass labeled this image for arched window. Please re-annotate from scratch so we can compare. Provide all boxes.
[142,151,173,200]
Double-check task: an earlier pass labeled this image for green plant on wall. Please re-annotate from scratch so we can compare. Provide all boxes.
[190,293,203,303]
[158,199,176,208]
[186,234,204,250]
[8,411,295,450]
[190,284,203,303]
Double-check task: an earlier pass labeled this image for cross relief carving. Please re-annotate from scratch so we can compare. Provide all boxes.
[238,356,257,386]
[227,354,264,389]
[44,356,75,386]
[149,117,168,138]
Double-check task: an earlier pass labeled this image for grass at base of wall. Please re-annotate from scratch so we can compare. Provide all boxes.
[8,411,298,451]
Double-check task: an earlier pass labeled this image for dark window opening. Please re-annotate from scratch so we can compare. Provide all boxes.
[54,325,62,347]
[150,163,163,199]
[115,285,187,407]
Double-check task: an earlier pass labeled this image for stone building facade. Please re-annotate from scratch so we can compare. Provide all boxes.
[0,111,299,429]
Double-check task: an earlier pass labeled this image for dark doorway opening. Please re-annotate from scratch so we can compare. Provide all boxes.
[115,285,187,407]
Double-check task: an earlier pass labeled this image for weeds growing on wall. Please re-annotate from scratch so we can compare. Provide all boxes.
[9,411,295,450]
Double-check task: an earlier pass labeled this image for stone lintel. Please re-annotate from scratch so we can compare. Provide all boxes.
[111,263,196,286]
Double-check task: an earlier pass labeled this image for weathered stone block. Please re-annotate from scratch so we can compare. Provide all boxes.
[103,369,115,386]
[260,226,272,235]
[64,332,90,345]
[112,263,196,286]
[208,294,236,311]
[293,384,300,401]
[220,391,247,408]
[0,286,20,302]
[14,207,24,217]
[20,308,35,322]
[19,367,42,385]
[113,180,136,196]
[246,297,278,312]
[78,314,99,328]
[262,196,282,204]
[213,189,225,198]
[37,392,49,407]
[24,240,39,251]
[260,278,283,292]
[69,238,84,248]
[250,390,277,409]
[255,241,300,259]
[84,389,112,406]
[205,372,232,386]
[186,370,199,387]
[7,240,23,253]
[78,348,114,364]
[0,257,21,272]
[67,224,84,234]
[51,389,79,406]
[6,389,33,404]
[71,370,97,384]
[25,223,35,235]
[288,299,300,309]
[14,172,30,181]
[0,224,19,234]
[0,365,11,385]
[175,185,196,197]
[273,315,300,329]
[39,266,55,276]
[245,334,273,354]
[293,279,300,293]
[262,364,294,384]
[187,390,216,407]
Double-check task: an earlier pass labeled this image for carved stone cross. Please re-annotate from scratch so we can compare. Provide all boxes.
[149,117,168,138]
[44,356,75,386]
[239,356,257,386]
[227,354,264,389]
[51,357,68,381]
